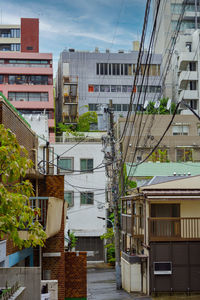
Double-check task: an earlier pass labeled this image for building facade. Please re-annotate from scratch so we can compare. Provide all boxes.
[121,175,200,295]
[0,18,55,142]
[52,133,107,261]
[153,0,200,111]
[117,114,200,164]
[55,47,162,125]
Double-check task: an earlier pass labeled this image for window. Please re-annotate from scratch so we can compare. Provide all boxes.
[80,159,93,172]
[0,75,4,84]
[176,148,193,162]
[100,85,110,92]
[172,125,189,136]
[64,191,74,207]
[190,81,197,90]
[89,103,98,111]
[8,92,48,102]
[113,104,121,111]
[80,192,94,205]
[197,126,200,136]
[58,157,73,173]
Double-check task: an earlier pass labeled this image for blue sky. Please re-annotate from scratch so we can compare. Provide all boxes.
[1,0,146,74]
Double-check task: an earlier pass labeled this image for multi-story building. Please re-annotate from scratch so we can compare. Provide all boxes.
[121,175,200,295]
[55,45,162,125]
[0,18,55,142]
[52,132,107,261]
[117,114,200,164]
[153,0,200,109]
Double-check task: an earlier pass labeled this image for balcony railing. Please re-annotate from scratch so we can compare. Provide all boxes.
[121,214,144,238]
[149,217,200,241]
[30,197,48,228]
[28,196,63,238]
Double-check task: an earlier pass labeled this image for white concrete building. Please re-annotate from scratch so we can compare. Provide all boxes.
[172,29,200,114]
[52,133,107,261]
[153,0,200,106]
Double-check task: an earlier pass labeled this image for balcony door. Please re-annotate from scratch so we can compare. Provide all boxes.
[150,204,180,238]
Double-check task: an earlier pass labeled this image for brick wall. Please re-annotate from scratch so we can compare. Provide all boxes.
[21,18,39,53]
[65,252,87,299]
[39,175,65,300]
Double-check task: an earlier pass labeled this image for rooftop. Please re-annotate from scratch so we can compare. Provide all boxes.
[126,162,200,177]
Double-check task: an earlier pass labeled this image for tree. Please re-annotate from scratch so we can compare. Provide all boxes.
[57,111,98,135]
[0,124,46,248]
[145,98,176,114]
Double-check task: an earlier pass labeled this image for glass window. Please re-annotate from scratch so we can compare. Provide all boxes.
[96,63,99,75]
[127,86,132,92]
[111,85,117,92]
[58,157,73,173]
[176,148,193,162]
[113,104,121,111]
[89,103,98,111]
[0,75,3,84]
[172,125,189,136]
[15,92,28,101]
[94,85,99,92]
[64,191,74,207]
[122,86,127,93]
[100,85,110,92]
[80,158,93,172]
[80,192,94,205]
[122,104,129,111]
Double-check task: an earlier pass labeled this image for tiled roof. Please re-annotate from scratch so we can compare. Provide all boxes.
[126,162,200,177]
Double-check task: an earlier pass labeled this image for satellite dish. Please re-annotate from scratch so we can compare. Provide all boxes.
[167,99,171,110]
[154,100,160,109]
[144,100,149,109]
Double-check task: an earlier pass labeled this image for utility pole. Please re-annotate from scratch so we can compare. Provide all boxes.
[108,99,121,289]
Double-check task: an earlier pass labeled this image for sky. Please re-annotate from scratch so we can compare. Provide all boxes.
[0,0,146,75]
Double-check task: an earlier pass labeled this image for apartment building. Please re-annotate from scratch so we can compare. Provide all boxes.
[52,132,107,261]
[55,46,162,125]
[0,18,55,142]
[117,114,200,164]
[153,0,200,110]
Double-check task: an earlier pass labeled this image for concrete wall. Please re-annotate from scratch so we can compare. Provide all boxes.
[121,257,142,293]
[52,141,107,239]
[0,267,40,300]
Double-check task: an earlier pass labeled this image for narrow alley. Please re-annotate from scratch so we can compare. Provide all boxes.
[87,265,152,300]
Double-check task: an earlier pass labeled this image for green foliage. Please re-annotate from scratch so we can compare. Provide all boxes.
[145,98,176,114]
[68,231,77,250]
[120,163,137,195]
[77,111,97,132]
[149,149,169,162]
[57,111,98,135]
[0,124,46,248]
[101,228,115,264]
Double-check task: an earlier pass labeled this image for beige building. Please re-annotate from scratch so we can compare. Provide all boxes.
[121,175,200,295]
[117,114,200,163]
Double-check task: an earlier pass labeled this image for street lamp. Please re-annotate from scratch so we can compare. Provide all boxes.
[97,216,114,232]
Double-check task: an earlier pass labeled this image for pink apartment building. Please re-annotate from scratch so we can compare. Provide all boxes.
[0,18,55,142]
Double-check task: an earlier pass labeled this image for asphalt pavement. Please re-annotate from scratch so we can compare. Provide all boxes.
[87,265,152,300]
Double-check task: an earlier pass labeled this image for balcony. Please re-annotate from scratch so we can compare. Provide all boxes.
[178,52,197,70]
[178,89,198,102]
[149,217,200,241]
[121,214,144,239]
[19,197,63,239]
[178,71,197,89]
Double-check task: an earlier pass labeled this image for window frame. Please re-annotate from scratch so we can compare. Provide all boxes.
[64,191,74,207]
[80,192,94,205]
[80,158,94,173]
[58,157,74,173]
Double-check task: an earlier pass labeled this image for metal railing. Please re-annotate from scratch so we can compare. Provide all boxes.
[29,197,48,228]
[149,217,200,241]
